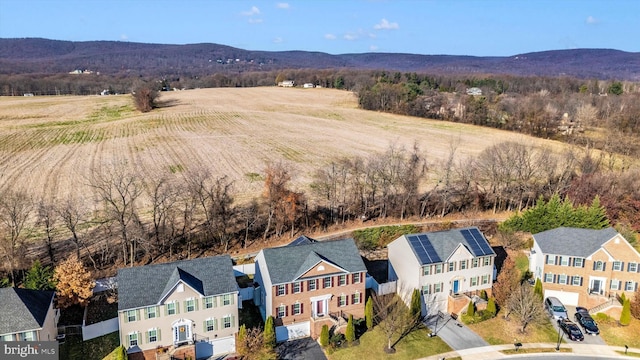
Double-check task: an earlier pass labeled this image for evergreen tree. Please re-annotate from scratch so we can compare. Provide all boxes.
[467,299,475,316]
[263,316,276,349]
[24,260,56,290]
[114,345,127,360]
[236,324,247,356]
[585,196,610,229]
[620,298,631,326]
[480,289,488,301]
[410,288,422,318]
[365,296,374,330]
[534,278,543,301]
[345,315,356,342]
[319,324,330,347]
[486,298,496,317]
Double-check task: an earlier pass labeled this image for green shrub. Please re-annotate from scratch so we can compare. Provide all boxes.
[365,297,374,329]
[486,298,496,317]
[353,225,420,250]
[467,300,475,316]
[330,333,345,349]
[620,299,631,326]
[263,316,276,349]
[345,315,356,342]
[319,325,329,347]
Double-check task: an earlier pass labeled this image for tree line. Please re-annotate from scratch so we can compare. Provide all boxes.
[1,139,638,285]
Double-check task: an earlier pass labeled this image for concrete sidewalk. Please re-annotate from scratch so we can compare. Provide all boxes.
[418,343,640,360]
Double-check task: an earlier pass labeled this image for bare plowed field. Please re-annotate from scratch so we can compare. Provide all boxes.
[0,87,562,205]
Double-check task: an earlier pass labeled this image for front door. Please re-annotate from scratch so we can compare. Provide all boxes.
[591,279,602,294]
[178,325,188,342]
[453,280,459,294]
[316,300,324,316]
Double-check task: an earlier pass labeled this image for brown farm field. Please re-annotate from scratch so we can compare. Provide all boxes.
[0,87,566,207]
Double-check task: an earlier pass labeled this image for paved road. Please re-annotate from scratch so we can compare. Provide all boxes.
[424,313,489,350]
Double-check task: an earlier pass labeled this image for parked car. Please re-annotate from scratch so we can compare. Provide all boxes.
[558,318,584,341]
[545,297,568,320]
[574,307,600,335]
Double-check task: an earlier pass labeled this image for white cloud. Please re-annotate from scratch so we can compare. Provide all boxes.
[344,33,358,41]
[586,16,599,24]
[248,18,263,24]
[241,6,260,16]
[369,45,378,51]
[120,34,128,41]
[276,2,290,9]
[324,33,337,40]
[374,18,399,30]
[273,37,283,43]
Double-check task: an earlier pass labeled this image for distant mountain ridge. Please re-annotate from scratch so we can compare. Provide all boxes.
[1,38,639,80]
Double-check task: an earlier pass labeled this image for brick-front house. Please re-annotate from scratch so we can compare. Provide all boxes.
[0,288,59,342]
[388,227,496,316]
[254,237,367,342]
[117,255,238,359]
[529,227,640,308]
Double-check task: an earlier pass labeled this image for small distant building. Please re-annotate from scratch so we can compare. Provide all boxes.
[100,89,110,96]
[303,83,315,89]
[466,87,482,96]
[23,93,34,97]
[278,80,295,87]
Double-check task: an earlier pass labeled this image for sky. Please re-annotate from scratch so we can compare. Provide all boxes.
[1,0,639,57]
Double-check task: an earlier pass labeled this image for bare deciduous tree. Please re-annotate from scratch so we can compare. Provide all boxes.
[0,190,32,286]
[372,293,421,353]
[36,197,57,264]
[506,284,544,333]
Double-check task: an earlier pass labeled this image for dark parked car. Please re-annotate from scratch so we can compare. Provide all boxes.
[574,307,600,335]
[558,318,584,341]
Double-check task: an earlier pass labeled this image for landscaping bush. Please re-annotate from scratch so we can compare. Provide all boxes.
[330,333,345,349]
[620,298,631,326]
[320,325,329,347]
[353,225,419,250]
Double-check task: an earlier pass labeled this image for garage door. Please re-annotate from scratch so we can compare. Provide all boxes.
[544,290,579,306]
[275,322,311,342]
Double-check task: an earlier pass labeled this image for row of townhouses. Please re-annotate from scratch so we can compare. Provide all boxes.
[2,226,639,359]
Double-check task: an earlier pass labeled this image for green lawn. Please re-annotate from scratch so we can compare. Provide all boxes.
[58,332,120,360]
[514,251,529,275]
[466,313,558,345]
[328,325,451,360]
[595,314,640,348]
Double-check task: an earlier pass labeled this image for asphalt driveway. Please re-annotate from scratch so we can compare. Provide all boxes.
[277,337,327,360]
[424,312,489,350]
[552,306,606,346]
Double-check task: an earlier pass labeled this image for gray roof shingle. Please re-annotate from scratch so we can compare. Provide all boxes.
[117,255,237,311]
[0,288,54,335]
[400,227,496,265]
[261,238,366,285]
[533,227,619,257]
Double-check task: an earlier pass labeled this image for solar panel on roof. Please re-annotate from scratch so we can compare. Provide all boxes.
[407,234,442,264]
[469,228,493,255]
[461,229,484,256]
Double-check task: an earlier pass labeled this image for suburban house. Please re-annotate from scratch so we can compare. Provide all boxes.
[117,255,238,359]
[254,236,367,342]
[0,288,59,342]
[529,227,640,308]
[387,227,496,316]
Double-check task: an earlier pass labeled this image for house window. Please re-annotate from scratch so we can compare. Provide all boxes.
[21,331,36,341]
[625,281,636,291]
[128,333,138,347]
[353,273,362,283]
[277,284,286,296]
[353,292,361,304]
[308,279,317,291]
[481,274,489,285]
[629,262,638,272]
[611,280,619,291]
[205,319,216,332]
[448,262,455,272]
[339,274,347,286]
[483,257,491,266]
[166,302,177,315]
[223,315,233,329]
[422,266,430,276]
[1,334,14,341]
[422,284,431,294]
[292,303,301,315]
[339,294,347,307]
[573,258,584,267]
[472,259,479,268]
[572,276,581,286]
[293,282,301,293]
[127,310,137,322]
[204,296,215,309]
[544,273,554,283]
[613,261,622,271]
[186,299,195,312]
[434,283,443,293]
[595,261,604,271]
[435,264,443,274]
[148,328,158,343]
[222,294,232,306]
[560,256,569,266]
[470,277,478,286]
[277,305,286,318]
[460,260,467,270]
[546,256,556,265]
[558,274,567,285]
[146,306,157,319]
[323,276,332,288]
